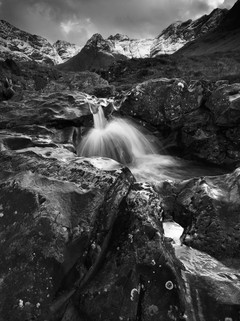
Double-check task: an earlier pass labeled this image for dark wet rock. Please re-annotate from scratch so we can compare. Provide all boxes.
[120,78,206,129]
[0,78,15,101]
[64,182,186,321]
[119,78,240,166]
[206,83,240,126]
[175,245,240,321]
[180,82,240,165]
[0,144,240,320]
[169,169,240,262]
[0,150,134,321]
[92,84,115,98]
[0,91,96,129]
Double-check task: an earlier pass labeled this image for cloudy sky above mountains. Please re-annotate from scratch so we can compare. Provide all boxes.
[0,0,236,45]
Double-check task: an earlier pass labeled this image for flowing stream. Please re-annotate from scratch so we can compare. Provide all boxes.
[77,105,225,183]
[77,104,240,318]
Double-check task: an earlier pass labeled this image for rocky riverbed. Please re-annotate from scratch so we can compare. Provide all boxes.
[0,59,240,321]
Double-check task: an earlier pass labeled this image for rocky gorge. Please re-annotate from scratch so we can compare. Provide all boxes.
[1,1,240,320]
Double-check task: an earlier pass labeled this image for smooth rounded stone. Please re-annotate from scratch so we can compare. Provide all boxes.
[0,149,134,321]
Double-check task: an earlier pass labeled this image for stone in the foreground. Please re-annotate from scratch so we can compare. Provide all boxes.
[0,150,134,321]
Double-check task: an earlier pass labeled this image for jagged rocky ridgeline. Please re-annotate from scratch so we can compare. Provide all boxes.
[0,6,229,68]
[0,20,82,65]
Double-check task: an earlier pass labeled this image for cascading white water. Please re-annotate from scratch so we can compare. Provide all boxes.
[77,105,158,165]
[77,104,226,183]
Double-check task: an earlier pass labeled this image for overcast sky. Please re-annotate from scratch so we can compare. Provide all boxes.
[0,0,236,45]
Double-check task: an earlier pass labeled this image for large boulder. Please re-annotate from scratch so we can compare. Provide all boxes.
[165,169,240,262]
[1,147,240,321]
[206,83,240,126]
[181,82,240,165]
[120,78,240,166]
[0,150,134,321]
[120,78,206,129]
[72,182,186,321]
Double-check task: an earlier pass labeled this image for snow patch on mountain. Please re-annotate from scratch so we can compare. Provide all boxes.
[150,8,228,57]
[108,33,154,58]
[53,40,82,62]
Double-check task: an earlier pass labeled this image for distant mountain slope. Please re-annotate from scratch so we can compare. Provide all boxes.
[58,7,228,72]
[0,20,79,65]
[108,33,154,58]
[0,1,234,69]
[150,8,227,56]
[53,40,82,62]
[176,0,240,56]
[219,0,240,31]
[58,33,128,72]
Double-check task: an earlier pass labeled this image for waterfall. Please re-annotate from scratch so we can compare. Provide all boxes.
[77,105,157,165]
[77,104,226,183]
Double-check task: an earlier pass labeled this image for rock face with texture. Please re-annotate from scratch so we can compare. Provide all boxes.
[0,150,240,320]
[1,59,240,320]
[120,78,240,166]
[0,150,135,321]
[0,20,62,65]
[151,8,227,56]
[0,20,80,65]
[169,169,240,261]
[120,78,205,128]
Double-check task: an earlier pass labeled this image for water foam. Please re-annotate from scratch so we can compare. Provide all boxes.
[77,106,157,165]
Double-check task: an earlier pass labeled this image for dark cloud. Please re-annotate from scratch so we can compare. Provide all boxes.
[0,0,237,45]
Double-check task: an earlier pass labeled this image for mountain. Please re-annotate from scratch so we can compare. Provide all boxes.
[150,8,227,56]
[58,8,228,72]
[58,33,128,72]
[219,0,240,31]
[0,2,233,69]
[53,40,82,62]
[0,20,79,65]
[176,0,240,56]
[108,33,154,58]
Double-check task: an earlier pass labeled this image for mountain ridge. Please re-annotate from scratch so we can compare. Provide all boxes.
[58,7,228,72]
[0,2,237,69]
[176,0,240,56]
[0,19,80,65]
